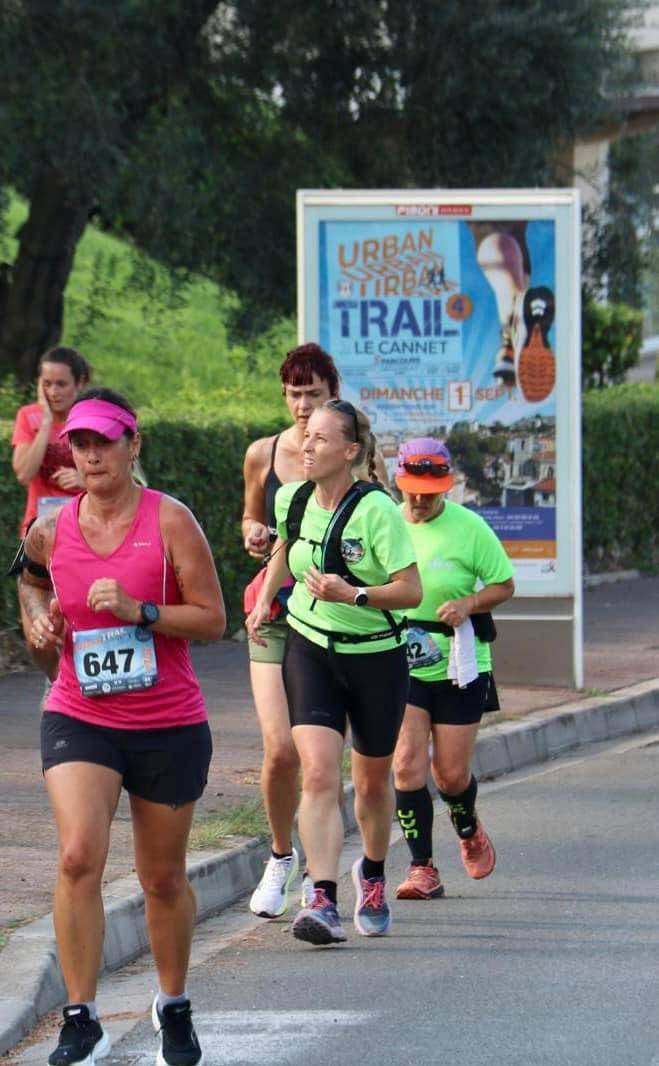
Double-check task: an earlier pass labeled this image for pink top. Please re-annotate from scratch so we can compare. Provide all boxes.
[12,403,80,535]
[46,488,207,730]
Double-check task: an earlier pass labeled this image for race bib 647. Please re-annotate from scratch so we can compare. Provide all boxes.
[72,625,158,696]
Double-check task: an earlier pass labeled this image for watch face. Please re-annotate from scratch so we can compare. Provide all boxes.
[354,590,368,606]
[141,601,159,625]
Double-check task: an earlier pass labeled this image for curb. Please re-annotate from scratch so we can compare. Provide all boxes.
[1,677,659,1055]
[583,569,640,587]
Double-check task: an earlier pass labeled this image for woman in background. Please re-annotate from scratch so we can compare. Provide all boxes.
[11,346,90,676]
[12,346,91,535]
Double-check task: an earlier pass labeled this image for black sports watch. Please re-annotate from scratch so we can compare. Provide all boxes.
[139,601,160,627]
[353,587,369,607]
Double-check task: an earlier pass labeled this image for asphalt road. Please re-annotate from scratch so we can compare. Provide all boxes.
[13,729,659,1066]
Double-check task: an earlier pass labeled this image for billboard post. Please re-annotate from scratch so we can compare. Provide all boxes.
[297,189,582,688]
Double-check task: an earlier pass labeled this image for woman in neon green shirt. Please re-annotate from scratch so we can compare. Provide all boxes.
[246,400,421,946]
[392,437,514,902]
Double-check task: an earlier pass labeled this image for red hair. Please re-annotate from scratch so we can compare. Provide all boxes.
[279,343,340,395]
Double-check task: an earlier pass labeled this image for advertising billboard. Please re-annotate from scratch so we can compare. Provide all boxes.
[297,190,582,684]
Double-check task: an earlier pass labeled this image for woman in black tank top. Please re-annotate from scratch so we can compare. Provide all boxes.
[263,434,283,539]
[240,345,339,920]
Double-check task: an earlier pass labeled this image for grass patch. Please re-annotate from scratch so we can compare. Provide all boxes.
[0,190,296,422]
[189,799,270,851]
[191,746,353,853]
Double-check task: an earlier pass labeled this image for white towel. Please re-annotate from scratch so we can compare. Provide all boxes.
[447,618,478,688]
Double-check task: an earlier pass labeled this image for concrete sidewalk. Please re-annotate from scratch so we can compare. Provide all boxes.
[1,574,658,1055]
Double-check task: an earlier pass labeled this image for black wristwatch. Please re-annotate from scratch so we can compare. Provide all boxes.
[353,587,369,607]
[139,601,160,627]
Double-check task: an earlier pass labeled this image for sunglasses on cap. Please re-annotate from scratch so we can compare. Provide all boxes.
[403,458,451,477]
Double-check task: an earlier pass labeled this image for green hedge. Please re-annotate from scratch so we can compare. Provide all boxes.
[0,423,26,630]
[582,301,643,389]
[0,415,286,634]
[2,383,657,633]
[582,382,659,571]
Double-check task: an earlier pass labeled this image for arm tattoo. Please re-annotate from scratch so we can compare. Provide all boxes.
[25,515,55,565]
[19,577,51,623]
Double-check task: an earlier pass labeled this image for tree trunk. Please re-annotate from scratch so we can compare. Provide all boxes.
[0,167,89,381]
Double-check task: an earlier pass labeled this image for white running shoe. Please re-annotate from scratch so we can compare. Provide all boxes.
[249,848,299,917]
[300,872,314,908]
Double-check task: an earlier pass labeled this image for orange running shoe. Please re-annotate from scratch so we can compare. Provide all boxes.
[517,286,556,402]
[459,820,496,880]
[396,861,445,900]
[518,324,555,402]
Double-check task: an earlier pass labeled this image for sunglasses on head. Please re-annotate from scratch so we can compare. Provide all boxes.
[403,458,451,477]
[328,399,359,441]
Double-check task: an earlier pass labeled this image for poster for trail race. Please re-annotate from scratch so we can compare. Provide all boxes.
[318,212,558,580]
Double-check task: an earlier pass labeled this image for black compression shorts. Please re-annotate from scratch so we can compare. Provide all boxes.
[282,628,409,757]
[407,671,499,726]
[41,711,212,806]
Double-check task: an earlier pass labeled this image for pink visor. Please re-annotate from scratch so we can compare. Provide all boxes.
[60,399,138,440]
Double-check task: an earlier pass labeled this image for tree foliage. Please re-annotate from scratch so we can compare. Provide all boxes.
[214,0,637,187]
[582,130,659,308]
[0,0,640,375]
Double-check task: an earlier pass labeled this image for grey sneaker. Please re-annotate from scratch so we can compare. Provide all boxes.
[292,888,347,945]
[352,859,392,937]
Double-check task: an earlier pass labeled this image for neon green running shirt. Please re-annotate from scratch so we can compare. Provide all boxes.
[403,500,514,681]
[275,481,416,654]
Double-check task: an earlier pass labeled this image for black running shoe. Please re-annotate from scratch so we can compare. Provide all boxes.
[48,1004,111,1065]
[152,997,204,1066]
[522,286,555,347]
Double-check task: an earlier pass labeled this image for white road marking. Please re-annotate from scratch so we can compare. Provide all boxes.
[121,1010,374,1064]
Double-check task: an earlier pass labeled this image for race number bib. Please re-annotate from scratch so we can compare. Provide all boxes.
[73,626,158,696]
[406,626,443,669]
[37,496,68,517]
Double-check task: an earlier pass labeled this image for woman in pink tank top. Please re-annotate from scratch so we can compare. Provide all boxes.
[18,387,225,1066]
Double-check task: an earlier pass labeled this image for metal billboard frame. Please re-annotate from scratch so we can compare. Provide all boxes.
[297,189,582,687]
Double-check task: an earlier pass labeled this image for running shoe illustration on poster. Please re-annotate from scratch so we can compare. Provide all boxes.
[468,222,555,401]
[318,213,559,582]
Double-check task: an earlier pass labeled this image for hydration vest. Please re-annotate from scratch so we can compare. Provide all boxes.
[284,479,407,646]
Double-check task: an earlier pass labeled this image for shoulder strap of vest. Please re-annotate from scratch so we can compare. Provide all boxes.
[285,479,385,575]
[319,480,386,584]
[285,479,315,539]
[285,480,316,564]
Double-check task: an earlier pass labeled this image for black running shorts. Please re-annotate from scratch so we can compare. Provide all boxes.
[282,628,409,758]
[41,711,212,806]
[407,671,500,726]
